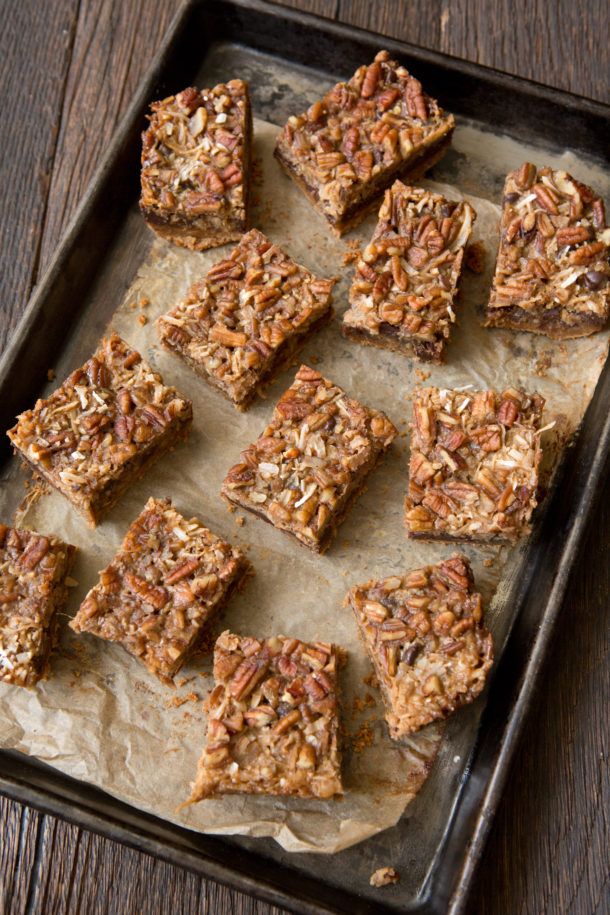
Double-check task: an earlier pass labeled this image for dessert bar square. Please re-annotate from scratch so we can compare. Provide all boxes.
[157,229,336,409]
[7,335,193,527]
[342,181,475,362]
[274,50,454,235]
[483,163,610,338]
[405,386,544,541]
[346,555,493,737]
[70,498,249,683]
[188,630,343,801]
[140,81,252,251]
[221,365,397,552]
[0,525,76,688]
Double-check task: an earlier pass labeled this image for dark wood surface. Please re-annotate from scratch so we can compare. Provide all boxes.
[1,1,608,912]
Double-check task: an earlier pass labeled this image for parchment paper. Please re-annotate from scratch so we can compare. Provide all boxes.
[1,120,608,853]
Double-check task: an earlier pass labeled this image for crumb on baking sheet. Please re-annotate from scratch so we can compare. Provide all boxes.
[342,239,362,265]
[370,866,400,887]
[46,369,55,381]
[465,240,486,273]
[138,314,148,326]
[363,672,379,690]
[351,720,375,752]
[415,368,430,382]
[352,692,376,714]
[175,675,195,688]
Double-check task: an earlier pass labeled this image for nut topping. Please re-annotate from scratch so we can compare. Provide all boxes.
[140,81,251,251]
[0,526,76,688]
[7,335,193,527]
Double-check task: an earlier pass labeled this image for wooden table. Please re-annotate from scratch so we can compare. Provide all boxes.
[1,2,608,912]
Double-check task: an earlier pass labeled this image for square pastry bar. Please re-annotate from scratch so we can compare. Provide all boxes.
[221,365,397,552]
[7,335,192,527]
[346,555,493,737]
[157,228,336,409]
[274,50,454,235]
[405,386,544,541]
[342,181,475,362]
[483,163,610,338]
[188,630,343,801]
[0,525,76,688]
[140,80,252,250]
[70,498,249,683]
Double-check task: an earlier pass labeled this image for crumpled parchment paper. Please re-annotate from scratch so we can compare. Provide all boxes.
[0,119,608,853]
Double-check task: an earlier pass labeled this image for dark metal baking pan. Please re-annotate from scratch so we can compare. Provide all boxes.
[1,2,609,913]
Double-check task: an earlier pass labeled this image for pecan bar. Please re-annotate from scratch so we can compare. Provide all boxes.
[70,498,249,683]
[157,229,336,409]
[405,386,544,541]
[0,524,76,687]
[7,335,193,527]
[346,555,493,737]
[483,163,610,338]
[221,365,397,552]
[274,50,454,235]
[140,81,252,251]
[342,181,475,362]
[188,630,343,801]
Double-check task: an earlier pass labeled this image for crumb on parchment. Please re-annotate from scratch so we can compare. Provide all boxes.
[370,867,400,887]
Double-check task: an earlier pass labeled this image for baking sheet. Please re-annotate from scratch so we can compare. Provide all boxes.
[0,117,608,855]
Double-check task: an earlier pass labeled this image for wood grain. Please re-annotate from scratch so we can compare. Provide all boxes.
[1,1,608,914]
[0,0,79,351]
